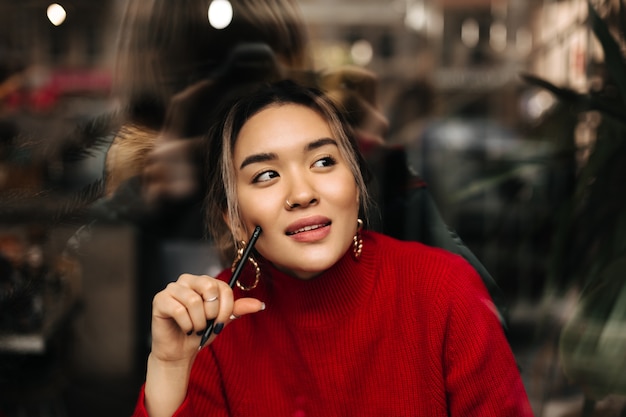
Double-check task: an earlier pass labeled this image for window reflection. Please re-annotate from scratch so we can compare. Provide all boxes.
[1,0,625,415]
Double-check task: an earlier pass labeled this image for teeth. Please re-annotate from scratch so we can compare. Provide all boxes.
[293,224,323,234]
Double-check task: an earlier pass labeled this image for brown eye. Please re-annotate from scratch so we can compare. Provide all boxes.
[312,156,337,168]
[253,170,279,183]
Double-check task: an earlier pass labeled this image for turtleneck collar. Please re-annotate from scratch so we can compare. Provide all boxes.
[236,231,378,328]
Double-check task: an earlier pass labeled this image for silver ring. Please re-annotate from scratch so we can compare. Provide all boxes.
[205,295,218,302]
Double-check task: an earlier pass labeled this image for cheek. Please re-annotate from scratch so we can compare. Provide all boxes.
[237,188,281,229]
[325,173,360,210]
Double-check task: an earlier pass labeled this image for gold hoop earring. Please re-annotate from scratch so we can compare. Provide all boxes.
[231,241,261,291]
[352,219,364,259]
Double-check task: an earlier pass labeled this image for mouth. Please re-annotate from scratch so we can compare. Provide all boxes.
[286,221,331,236]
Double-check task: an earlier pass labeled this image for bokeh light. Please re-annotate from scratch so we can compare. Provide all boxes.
[208,0,233,30]
[350,40,373,66]
[461,18,479,48]
[47,3,67,26]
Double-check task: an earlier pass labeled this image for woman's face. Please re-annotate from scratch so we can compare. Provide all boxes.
[232,103,360,280]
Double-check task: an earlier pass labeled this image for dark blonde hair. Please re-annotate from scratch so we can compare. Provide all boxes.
[204,80,371,261]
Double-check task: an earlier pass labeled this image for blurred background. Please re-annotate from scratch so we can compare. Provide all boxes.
[1,0,625,415]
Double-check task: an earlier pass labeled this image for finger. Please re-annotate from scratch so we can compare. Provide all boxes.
[230,298,266,322]
[176,274,232,327]
[169,284,207,334]
[210,280,236,325]
[202,291,222,325]
[164,281,213,334]
[197,297,265,349]
[178,273,223,297]
[152,289,194,335]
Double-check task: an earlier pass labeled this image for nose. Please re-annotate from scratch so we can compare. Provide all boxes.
[285,175,319,210]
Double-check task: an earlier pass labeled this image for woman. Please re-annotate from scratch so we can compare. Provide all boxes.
[132,81,533,417]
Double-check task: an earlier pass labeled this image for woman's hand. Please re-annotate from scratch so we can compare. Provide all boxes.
[144,273,264,417]
[150,273,264,362]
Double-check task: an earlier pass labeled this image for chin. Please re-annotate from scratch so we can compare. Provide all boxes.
[272,243,350,279]
[289,257,341,280]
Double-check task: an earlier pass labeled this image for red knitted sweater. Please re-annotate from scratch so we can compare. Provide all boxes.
[133,231,533,416]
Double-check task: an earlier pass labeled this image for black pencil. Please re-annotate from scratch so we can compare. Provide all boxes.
[199,225,262,348]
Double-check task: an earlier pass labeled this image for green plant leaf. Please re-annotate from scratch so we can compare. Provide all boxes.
[520,73,626,123]
[588,1,626,103]
[520,73,582,102]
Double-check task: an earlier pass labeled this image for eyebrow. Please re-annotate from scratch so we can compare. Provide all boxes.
[239,152,276,170]
[239,137,338,170]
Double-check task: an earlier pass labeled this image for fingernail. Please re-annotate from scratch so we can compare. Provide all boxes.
[260,302,266,311]
[213,322,225,335]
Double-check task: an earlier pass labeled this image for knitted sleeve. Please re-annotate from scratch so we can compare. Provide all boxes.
[439,256,534,417]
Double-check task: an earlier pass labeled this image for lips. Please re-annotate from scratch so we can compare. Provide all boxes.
[285,216,332,236]
[287,222,330,235]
